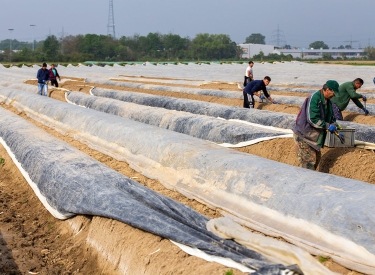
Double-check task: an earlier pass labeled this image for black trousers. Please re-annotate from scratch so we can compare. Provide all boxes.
[243,90,254,108]
[51,79,59,87]
[243,76,252,87]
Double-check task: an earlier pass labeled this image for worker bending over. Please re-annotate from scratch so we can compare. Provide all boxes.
[331,78,369,120]
[243,76,277,108]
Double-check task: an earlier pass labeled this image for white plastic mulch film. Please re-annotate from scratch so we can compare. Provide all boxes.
[1,64,375,274]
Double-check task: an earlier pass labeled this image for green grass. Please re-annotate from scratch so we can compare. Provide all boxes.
[0,157,5,166]
[318,255,330,263]
[224,270,233,275]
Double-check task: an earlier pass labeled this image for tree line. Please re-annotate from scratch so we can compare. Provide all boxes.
[0,32,374,62]
[0,33,244,63]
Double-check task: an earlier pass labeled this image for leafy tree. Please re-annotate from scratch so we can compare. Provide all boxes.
[43,35,60,60]
[190,33,237,60]
[345,45,352,49]
[0,39,32,50]
[338,45,345,49]
[364,46,375,60]
[245,33,266,44]
[283,44,291,49]
[309,41,329,49]
[322,53,333,60]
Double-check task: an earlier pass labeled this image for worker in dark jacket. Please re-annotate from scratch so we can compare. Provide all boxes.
[48,64,61,87]
[293,80,343,170]
[331,78,368,120]
[243,76,277,108]
[36,62,50,96]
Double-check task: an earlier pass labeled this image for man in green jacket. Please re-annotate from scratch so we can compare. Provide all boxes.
[293,80,342,170]
[331,78,368,120]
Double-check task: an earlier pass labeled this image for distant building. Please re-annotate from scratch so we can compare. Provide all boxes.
[275,48,365,59]
[239,43,365,59]
[239,44,275,58]
[238,44,366,59]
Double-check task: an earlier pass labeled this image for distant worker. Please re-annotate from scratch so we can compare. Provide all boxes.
[243,76,277,108]
[49,64,61,87]
[293,80,344,170]
[36,62,50,96]
[243,61,254,87]
[330,78,369,120]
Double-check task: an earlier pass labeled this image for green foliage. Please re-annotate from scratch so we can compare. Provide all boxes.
[245,33,266,44]
[190,33,237,60]
[0,157,5,166]
[318,255,330,263]
[309,41,329,49]
[224,270,233,275]
[43,35,60,61]
[364,46,375,60]
[322,53,333,60]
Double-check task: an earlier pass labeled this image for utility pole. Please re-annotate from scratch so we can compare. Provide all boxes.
[8,29,14,63]
[30,24,36,51]
[107,0,116,38]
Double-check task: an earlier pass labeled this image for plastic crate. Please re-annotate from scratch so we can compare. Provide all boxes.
[324,128,355,148]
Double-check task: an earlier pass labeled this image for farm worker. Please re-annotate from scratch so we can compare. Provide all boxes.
[49,64,61,87]
[243,61,254,87]
[36,62,50,96]
[243,76,277,108]
[330,78,369,119]
[293,80,343,170]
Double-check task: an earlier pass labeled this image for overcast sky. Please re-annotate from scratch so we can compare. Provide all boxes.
[1,0,374,49]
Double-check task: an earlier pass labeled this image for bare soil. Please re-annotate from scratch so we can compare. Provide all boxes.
[1,76,372,274]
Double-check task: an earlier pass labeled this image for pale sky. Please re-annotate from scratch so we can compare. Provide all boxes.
[1,0,374,49]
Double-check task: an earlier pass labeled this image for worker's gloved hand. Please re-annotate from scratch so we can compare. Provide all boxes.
[335,123,343,130]
[363,107,369,116]
[328,124,337,132]
[273,101,278,104]
[338,133,345,144]
[260,95,265,100]
[363,95,367,101]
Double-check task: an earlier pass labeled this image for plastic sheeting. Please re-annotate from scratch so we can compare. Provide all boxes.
[85,78,375,115]
[112,76,206,86]
[1,88,375,274]
[66,91,289,145]
[206,218,336,275]
[0,108,304,275]
[3,61,375,90]
[91,87,375,143]
[90,87,297,129]
[86,77,242,99]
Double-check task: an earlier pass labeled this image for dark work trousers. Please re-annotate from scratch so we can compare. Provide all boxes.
[331,101,343,120]
[50,79,59,87]
[243,90,254,108]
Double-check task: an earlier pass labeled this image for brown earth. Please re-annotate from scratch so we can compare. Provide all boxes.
[1,76,372,274]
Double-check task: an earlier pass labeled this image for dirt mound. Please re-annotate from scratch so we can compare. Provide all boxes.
[2,78,371,275]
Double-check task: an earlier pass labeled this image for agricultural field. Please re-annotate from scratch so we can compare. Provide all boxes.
[1,62,375,275]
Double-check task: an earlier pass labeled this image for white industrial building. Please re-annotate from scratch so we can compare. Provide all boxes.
[239,43,365,59]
